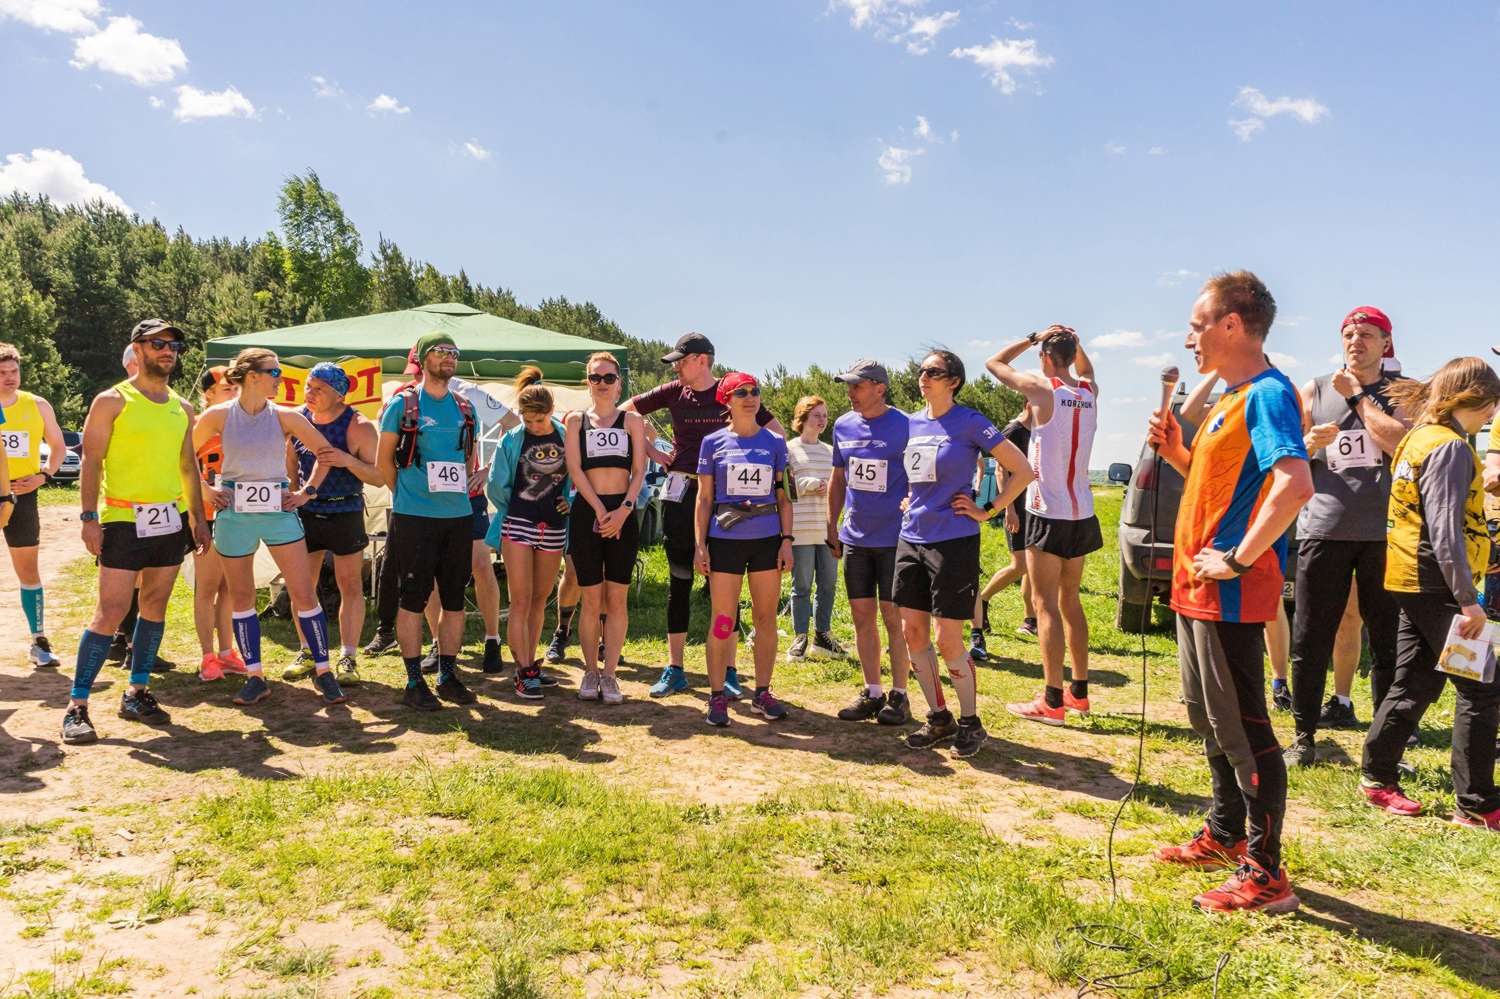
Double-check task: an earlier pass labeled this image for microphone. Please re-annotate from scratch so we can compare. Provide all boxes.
[1157,365,1180,421]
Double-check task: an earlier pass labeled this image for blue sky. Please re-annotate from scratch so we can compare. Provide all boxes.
[3,0,1498,463]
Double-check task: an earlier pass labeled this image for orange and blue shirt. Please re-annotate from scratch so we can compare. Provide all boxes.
[1171,367,1306,623]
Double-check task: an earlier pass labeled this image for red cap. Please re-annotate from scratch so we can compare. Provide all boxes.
[715,371,759,406]
[403,346,420,376]
[1341,306,1391,337]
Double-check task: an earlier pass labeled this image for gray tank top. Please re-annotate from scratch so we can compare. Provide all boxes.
[1297,372,1394,542]
[220,401,289,483]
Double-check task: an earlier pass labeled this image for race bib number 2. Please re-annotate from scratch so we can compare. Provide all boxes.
[846,456,888,493]
[1,430,29,458]
[905,443,939,483]
[726,462,770,497]
[234,482,282,513]
[133,502,181,538]
[427,461,466,493]
[1327,429,1379,472]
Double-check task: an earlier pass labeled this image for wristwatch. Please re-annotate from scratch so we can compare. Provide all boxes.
[623,499,635,509]
[0,494,13,507]
[1224,548,1253,575]
[303,485,320,498]
[1345,391,1367,412]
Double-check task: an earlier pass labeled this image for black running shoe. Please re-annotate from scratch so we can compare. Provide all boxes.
[62,704,98,744]
[436,676,477,705]
[118,688,169,724]
[837,689,886,721]
[362,629,398,656]
[537,670,559,687]
[969,630,989,663]
[106,633,129,662]
[953,717,988,758]
[1272,682,1292,712]
[876,689,912,726]
[545,629,568,665]
[482,638,504,674]
[1318,696,1360,730]
[420,644,439,675]
[904,710,958,749]
[402,681,441,711]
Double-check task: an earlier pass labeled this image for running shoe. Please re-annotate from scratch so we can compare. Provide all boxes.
[1193,860,1300,915]
[905,711,958,749]
[1361,781,1422,816]
[1153,825,1248,869]
[402,680,441,712]
[28,636,58,667]
[1063,689,1091,715]
[127,649,174,674]
[750,689,787,720]
[968,630,989,663]
[812,631,847,659]
[649,665,688,698]
[420,644,439,675]
[334,654,361,687]
[281,648,315,681]
[362,629,398,656]
[61,704,97,745]
[537,670,559,687]
[198,653,224,682]
[876,689,912,726]
[219,649,249,675]
[953,717,988,758]
[837,689,886,721]
[482,638,504,674]
[786,635,809,661]
[1282,732,1316,768]
[1271,680,1292,712]
[578,668,602,701]
[1015,617,1038,638]
[1452,806,1500,832]
[232,675,271,706]
[515,665,544,700]
[545,629,569,664]
[1007,692,1065,726]
[722,666,744,700]
[600,673,624,705]
[706,691,730,727]
[313,671,348,705]
[1318,696,1360,730]
[435,675,476,705]
[107,632,129,662]
[119,687,169,724]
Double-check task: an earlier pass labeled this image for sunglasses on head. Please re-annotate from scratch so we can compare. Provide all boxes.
[918,366,951,380]
[144,338,185,353]
[587,372,619,385]
[255,367,283,378]
[730,386,760,399]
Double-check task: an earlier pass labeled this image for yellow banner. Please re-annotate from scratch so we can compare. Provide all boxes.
[270,358,384,418]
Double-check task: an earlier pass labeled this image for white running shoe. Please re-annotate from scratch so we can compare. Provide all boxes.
[600,673,624,705]
[29,637,58,667]
[578,668,602,701]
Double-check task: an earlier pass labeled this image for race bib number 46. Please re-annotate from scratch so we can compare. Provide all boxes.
[905,443,938,483]
[586,427,628,458]
[1327,429,1379,473]
[847,456,888,493]
[234,482,282,513]
[726,462,770,497]
[427,461,466,493]
[1,430,29,458]
[133,502,181,538]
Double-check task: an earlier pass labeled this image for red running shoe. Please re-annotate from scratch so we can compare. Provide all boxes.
[1153,824,1248,869]
[1063,689,1090,714]
[219,649,249,675]
[1362,781,1423,816]
[1193,860,1300,915]
[1452,806,1500,832]
[1006,692,1065,726]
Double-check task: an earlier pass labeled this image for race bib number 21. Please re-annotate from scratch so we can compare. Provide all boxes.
[133,502,181,538]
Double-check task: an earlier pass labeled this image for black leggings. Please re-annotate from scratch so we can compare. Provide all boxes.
[663,483,697,635]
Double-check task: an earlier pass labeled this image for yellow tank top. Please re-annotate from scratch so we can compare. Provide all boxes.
[1385,422,1486,594]
[1,390,45,479]
[101,381,189,524]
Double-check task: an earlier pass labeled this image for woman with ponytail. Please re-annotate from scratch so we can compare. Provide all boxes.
[1361,356,1500,831]
[486,366,571,700]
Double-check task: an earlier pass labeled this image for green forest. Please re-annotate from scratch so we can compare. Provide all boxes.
[0,171,1021,431]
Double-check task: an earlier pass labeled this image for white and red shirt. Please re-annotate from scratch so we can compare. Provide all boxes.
[1026,377,1097,521]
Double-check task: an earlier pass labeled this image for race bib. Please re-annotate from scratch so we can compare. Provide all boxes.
[426,461,466,493]
[586,427,629,458]
[663,471,691,503]
[726,461,771,498]
[905,443,939,484]
[1327,429,1379,472]
[846,456,888,493]
[1,430,29,458]
[133,502,181,538]
[233,481,282,513]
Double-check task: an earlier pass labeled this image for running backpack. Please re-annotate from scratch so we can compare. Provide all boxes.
[393,385,476,469]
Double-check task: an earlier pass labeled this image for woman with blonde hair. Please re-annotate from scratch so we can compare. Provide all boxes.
[1361,356,1500,831]
[486,365,571,699]
[785,394,843,660]
[191,365,246,681]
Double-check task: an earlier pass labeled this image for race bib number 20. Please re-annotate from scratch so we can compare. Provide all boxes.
[234,482,282,513]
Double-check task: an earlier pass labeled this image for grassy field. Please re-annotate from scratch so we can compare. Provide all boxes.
[1,488,1497,998]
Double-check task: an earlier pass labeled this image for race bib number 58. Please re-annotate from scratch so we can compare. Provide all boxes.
[1,430,29,458]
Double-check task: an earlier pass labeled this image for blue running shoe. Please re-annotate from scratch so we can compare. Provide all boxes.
[233,675,270,706]
[751,688,788,720]
[706,692,730,727]
[722,666,744,700]
[649,665,688,698]
[313,671,348,705]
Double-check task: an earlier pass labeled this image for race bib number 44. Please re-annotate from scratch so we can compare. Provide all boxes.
[427,461,466,493]
[1,430,29,458]
[234,482,282,513]
[905,443,938,483]
[1327,429,1379,472]
[134,502,181,538]
[726,462,770,497]
[586,427,628,458]
[847,456,888,493]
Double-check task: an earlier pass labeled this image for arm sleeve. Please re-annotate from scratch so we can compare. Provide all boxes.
[629,382,672,417]
[1421,440,1481,605]
[1246,380,1309,473]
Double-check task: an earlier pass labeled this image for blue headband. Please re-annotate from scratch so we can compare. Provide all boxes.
[308,362,350,395]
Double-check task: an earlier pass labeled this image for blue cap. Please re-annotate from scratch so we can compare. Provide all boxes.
[308,362,350,395]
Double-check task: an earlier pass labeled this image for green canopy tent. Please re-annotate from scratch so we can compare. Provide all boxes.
[204,303,627,386]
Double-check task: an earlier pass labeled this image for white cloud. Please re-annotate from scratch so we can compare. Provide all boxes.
[877,144,923,184]
[950,129,960,142]
[310,74,343,98]
[1157,268,1199,288]
[1104,141,1127,156]
[1229,86,1328,142]
[902,9,959,54]
[461,139,491,161]
[173,84,255,121]
[1229,117,1265,143]
[914,114,932,141]
[0,0,99,33]
[948,37,1053,94]
[1006,17,1034,30]
[70,16,187,86]
[1267,351,1300,369]
[0,148,129,211]
[1132,351,1177,368]
[367,93,410,115]
[147,95,162,108]
[832,1,958,57]
[965,338,995,350]
[1091,330,1148,350]
[1147,145,1167,156]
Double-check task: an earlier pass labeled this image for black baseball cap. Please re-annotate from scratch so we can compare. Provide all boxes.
[835,358,889,385]
[130,318,184,342]
[661,332,715,363]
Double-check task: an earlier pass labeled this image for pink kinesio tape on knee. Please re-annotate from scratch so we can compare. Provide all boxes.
[711,614,735,640]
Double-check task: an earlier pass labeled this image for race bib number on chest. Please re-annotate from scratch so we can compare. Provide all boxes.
[1,430,29,458]
[426,461,466,493]
[1327,429,1379,472]
[905,443,938,483]
[234,481,282,513]
[133,502,181,538]
[663,471,690,503]
[847,456,888,493]
[726,461,771,497]
[587,427,628,458]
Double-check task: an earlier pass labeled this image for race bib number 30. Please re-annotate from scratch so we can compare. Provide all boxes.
[726,461,770,497]
[905,443,939,483]
[133,502,181,538]
[586,427,629,458]
[1327,429,1379,473]
[1,430,29,458]
[427,461,466,493]
[234,482,282,513]
[847,456,888,493]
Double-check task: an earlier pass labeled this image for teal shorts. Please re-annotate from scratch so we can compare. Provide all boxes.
[213,503,305,558]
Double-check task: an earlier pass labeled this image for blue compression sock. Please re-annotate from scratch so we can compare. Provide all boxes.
[20,585,43,636]
[71,629,113,699]
[232,610,262,672]
[127,617,165,687]
[297,607,331,671]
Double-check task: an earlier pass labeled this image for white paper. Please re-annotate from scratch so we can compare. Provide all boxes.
[846,456,888,493]
[1437,616,1497,683]
[233,481,282,513]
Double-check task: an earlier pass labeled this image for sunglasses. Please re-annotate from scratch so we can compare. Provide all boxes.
[255,367,283,378]
[918,366,952,380]
[730,386,760,399]
[587,372,619,385]
[143,338,185,353]
[427,345,461,358]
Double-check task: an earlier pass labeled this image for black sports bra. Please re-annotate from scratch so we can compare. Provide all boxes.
[578,411,632,472]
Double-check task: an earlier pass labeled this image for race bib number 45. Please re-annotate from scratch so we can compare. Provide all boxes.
[847,456,888,493]
[1,430,29,458]
[427,461,466,493]
[1327,429,1379,473]
[726,462,771,497]
[234,482,282,513]
[134,502,181,538]
[905,443,938,483]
